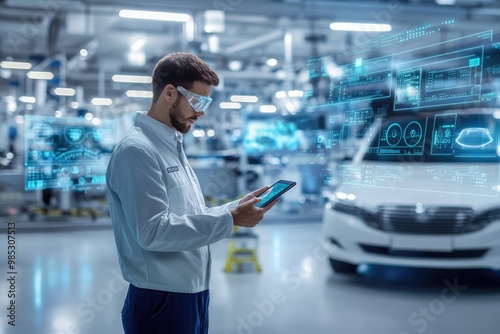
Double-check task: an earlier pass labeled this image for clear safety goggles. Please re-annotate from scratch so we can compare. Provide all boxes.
[177,86,213,112]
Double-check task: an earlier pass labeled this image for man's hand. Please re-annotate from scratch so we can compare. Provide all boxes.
[238,186,268,205]
[230,187,279,228]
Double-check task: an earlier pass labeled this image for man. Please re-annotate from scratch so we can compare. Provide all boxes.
[106,52,277,334]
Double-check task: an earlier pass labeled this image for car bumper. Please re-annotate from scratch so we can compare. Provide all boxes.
[321,208,500,270]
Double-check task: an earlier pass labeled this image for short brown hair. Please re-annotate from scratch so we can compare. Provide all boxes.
[151,52,219,104]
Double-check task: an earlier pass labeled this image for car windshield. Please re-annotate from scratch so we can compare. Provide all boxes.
[362,111,500,162]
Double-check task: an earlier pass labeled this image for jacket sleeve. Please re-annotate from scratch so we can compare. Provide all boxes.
[206,199,240,214]
[107,144,234,252]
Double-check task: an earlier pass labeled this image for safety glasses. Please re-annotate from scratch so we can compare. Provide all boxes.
[177,86,213,112]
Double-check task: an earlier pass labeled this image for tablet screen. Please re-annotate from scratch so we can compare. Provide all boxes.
[255,180,296,208]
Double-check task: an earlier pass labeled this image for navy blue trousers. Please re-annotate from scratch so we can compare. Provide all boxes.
[122,284,210,334]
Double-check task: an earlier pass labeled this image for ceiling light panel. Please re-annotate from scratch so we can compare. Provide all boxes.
[219,102,242,109]
[54,88,76,96]
[112,75,152,84]
[130,38,145,52]
[19,96,36,103]
[91,98,113,106]
[27,71,54,80]
[119,10,191,22]
[1,61,32,70]
[230,95,258,103]
[126,90,153,98]
[330,22,392,32]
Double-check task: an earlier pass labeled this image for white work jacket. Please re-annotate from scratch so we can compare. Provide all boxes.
[106,113,237,293]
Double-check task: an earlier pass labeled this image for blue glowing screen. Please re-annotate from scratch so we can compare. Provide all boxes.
[24,116,115,191]
[304,18,500,196]
[244,118,303,154]
[306,18,500,160]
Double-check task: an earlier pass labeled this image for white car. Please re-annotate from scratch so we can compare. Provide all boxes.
[321,110,500,274]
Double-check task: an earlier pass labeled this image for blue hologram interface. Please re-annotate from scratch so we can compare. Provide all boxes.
[306,18,500,196]
[24,116,115,191]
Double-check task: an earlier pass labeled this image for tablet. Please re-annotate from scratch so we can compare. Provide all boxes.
[254,180,297,208]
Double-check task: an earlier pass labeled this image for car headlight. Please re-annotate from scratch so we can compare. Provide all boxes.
[329,199,363,216]
[472,206,500,230]
[326,196,375,219]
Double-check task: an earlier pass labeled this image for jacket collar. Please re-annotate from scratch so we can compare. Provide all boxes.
[135,113,182,146]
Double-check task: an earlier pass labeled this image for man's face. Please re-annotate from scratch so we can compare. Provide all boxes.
[169,81,211,134]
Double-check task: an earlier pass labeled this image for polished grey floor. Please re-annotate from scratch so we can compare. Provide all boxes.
[1,219,500,334]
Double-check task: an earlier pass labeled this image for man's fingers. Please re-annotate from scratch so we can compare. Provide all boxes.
[251,186,268,196]
[240,197,260,208]
[261,198,279,212]
[251,197,261,203]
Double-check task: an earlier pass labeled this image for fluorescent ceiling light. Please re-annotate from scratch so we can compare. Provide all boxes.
[112,74,152,84]
[131,38,145,52]
[80,49,89,57]
[193,129,206,138]
[127,51,146,67]
[15,116,24,124]
[436,0,456,4]
[1,61,32,70]
[219,102,242,109]
[275,91,287,99]
[259,105,277,113]
[54,87,76,96]
[126,90,153,98]
[91,98,113,106]
[204,10,225,33]
[119,9,191,22]
[330,22,392,32]
[19,96,36,103]
[27,71,54,80]
[266,58,278,67]
[208,35,219,53]
[228,60,243,71]
[288,90,304,98]
[230,95,258,103]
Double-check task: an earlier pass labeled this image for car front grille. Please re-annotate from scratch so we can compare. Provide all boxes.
[359,244,488,259]
[363,205,493,235]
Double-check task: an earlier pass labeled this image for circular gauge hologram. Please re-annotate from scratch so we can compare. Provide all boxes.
[404,121,423,146]
[386,123,402,146]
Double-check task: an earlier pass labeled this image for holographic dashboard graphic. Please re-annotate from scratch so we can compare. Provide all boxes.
[306,18,500,195]
[24,116,115,191]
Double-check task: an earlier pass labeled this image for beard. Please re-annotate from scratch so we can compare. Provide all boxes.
[169,96,195,134]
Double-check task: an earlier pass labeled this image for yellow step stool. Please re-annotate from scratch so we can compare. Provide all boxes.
[224,227,261,273]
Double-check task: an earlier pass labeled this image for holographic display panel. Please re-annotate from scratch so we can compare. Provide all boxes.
[243,117,306,155]
[24,116,115,191]
[343,112,500,196]
[306,18,500,196]
[305,19,500,154]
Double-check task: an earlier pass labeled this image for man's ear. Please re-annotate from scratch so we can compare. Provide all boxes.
[162,84,177,103]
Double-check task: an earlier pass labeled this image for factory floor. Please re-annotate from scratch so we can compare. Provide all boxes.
[0,218,499,334]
